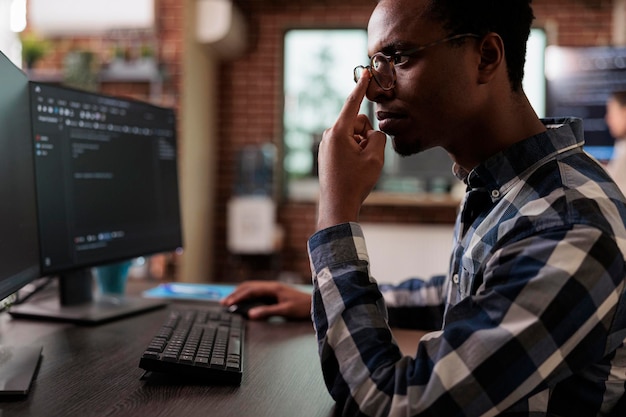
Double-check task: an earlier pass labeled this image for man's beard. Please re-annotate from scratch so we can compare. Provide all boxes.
[391,135,425,157]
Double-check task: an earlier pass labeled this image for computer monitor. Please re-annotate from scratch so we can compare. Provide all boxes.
[9,82,183,324]
[546,45,626,163]
[0,50,43,396]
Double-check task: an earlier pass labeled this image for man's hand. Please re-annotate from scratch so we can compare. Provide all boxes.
[220,281,312,320]
[316,70,387,230]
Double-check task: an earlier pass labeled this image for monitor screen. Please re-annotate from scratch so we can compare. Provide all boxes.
[29,83,182,274]
[0,50,42,397]
[9,83,182,324]
[0,52,40,302]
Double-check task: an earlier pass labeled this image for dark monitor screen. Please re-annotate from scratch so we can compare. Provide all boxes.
[0,50,42,398]
[29,83,182,275]
[0,52,40,302]
[545,46,626,162]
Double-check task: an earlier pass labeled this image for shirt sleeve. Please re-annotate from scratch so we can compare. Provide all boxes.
[379,276,447,330]
[307,222,625,416]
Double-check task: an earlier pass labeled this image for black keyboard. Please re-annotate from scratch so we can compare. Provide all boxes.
[139,308,244,384]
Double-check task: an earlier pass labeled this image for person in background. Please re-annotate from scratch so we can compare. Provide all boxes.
[224,0,626,415]
[605,90,626,194]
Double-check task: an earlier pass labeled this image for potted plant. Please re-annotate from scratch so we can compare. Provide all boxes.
[20,33,49,69]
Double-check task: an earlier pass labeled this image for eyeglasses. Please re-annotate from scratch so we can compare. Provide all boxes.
[353,33,480,91]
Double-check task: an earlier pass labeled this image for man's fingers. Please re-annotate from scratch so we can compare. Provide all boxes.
[247,304,286,320]
[221,283,271,305]
[334,69,371,132]
[355,114,374,137]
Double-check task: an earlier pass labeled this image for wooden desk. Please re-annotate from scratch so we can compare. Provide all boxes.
[0,285,425,417]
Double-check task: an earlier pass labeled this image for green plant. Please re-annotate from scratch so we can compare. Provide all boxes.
[20,33,49,69]
[140,44,154,59]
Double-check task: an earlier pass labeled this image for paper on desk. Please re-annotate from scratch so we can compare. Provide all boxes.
[143,282,236,301]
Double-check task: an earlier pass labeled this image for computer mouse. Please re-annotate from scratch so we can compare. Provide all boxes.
[226,296,277,319]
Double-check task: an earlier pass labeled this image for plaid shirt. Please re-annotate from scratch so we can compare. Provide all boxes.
[308,118,626,417]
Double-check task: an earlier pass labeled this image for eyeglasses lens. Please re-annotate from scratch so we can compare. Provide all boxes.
[353,66,367,83]
[371,55,394,90]
[353,56,395,90]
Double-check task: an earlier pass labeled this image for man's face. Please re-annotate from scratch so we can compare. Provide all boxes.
[606,98,626,140]
[366,0,481,156]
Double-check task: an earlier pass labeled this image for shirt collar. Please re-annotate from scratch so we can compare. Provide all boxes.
[453,117,585,198]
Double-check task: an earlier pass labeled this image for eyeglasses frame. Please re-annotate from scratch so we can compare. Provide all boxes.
[353,33,481,91]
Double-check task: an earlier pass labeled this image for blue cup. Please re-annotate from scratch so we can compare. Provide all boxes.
[94,260,133,295]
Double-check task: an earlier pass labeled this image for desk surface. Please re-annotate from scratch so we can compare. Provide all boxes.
[0,282,423,417]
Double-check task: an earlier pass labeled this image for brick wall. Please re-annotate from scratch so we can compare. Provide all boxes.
[216,1,374,282]
[534,0,614,46]
[26,0,183,107]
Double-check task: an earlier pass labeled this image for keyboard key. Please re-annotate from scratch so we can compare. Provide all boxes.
[210,356,225,367]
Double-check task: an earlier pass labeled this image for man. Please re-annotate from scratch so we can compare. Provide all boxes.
[223,0,626,415]
[605,91,626,194]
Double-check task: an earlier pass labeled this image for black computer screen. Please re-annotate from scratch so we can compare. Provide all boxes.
[29,83,183,275]
[0,51,42,398]
[0,52,40,301]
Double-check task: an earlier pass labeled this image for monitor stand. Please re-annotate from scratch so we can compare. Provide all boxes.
[0,344,42,397]
[9,269,167,325]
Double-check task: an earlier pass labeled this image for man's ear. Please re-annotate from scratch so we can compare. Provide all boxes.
[477,33,504,84]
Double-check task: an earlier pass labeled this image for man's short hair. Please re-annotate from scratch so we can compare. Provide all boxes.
[610,91,626,107]
[423,0,535,91]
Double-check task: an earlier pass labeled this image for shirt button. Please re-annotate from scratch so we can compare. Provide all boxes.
[491,189,500,199]
[453,274,459,284]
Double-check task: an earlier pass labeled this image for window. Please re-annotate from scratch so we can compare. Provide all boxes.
[283,29,369,199]
[525,28,547,118]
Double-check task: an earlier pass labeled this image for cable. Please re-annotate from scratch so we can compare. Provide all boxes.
[13,277,53,305]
